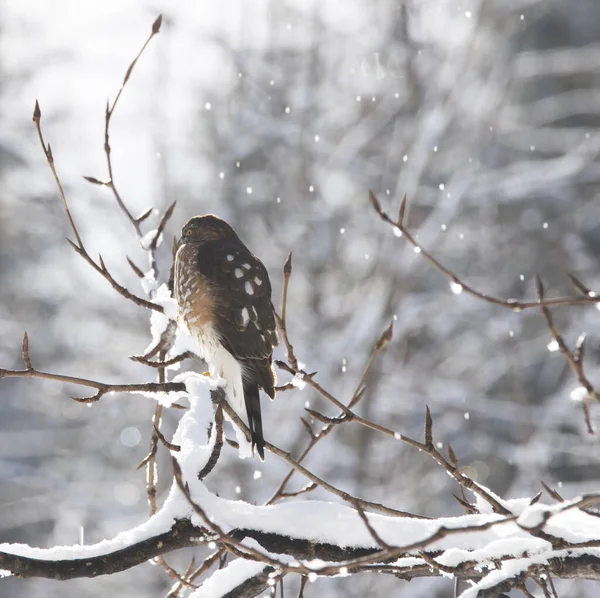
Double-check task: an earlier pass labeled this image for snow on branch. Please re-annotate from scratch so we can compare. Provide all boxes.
[5,12,600,598]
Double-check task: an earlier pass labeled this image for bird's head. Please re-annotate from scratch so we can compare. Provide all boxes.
[179,215,238,246]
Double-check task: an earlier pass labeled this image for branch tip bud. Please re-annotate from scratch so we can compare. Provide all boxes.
[152,14,163,34]
[33,100,41,123]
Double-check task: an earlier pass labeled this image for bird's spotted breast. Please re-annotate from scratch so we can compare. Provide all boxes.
[175,243,216,332]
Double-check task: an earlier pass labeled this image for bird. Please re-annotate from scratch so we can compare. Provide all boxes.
[174,215,278,460]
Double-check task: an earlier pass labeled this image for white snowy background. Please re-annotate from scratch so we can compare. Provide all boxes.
[1,0,600,596]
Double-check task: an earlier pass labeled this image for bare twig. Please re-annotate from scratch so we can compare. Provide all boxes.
[269,322,392,504]
[536,275,597,433]
[131,351,194,368]
[541,480,564,503]
[145,414,162,513]
[165,556,199,597]
[127,255,145,279]
[0,360,184,403]
[216,393,423,519]
[349,320,393,408]
[297,576,307,598]
[281,252,292,327]
[278,482,317,500]
[132,320,179,363]
[275,311,298,372]
[100,15,163,237]
[369,191,600,311]
[172,458,288,570]
[276,360,402,439]
[156,555,197,592]
[353,501,392,550]
[33,101,82,248]
[198,401,224,480]
[153,423,180,452]
[150,200,177,251]
[32,101,162,312]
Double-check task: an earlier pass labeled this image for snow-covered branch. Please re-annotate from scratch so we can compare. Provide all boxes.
[5,10,600,598]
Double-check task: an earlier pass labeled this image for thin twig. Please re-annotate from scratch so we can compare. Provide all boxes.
[153,423,180,452]
[132,351,194,368]
[172,458,289,569]
[32,102,162,312]
[0,362,184,402]
[275,312,298,372]
[536,275,596,433]
[269,322,392,503]
[281,252,292,328]
[198,402,224,480]
[369,190,600,311]
[353,501,392,550]
[102,15,163,236]
[217,394,424,519]
[276,361,401,438]
[165,556,199,598]
[349,320,393,408]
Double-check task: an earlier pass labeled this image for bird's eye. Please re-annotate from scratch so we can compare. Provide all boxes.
[184,228,192,237]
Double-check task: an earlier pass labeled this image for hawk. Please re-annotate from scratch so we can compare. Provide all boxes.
[174,215,278,460]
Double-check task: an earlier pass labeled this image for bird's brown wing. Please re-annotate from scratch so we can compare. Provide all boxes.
[194,238,278,459]
[195,240,278,365]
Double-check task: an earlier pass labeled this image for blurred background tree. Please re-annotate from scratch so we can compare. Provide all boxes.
[2,1,600,596]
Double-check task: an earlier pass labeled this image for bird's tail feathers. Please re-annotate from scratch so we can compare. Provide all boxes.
[243,382,265,460]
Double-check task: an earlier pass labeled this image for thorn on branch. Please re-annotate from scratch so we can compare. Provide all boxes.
[150,200,177,250]
[283,251,292,278]
[424,406,433,447]
[225,437,239,450]
[65,237,81,253]
[281,251,293,330]
[127,256,145,279]
[397,194,408,226]
[21,332,32,370]
[136,207,154,224]
[32,100,41,123]
[452,493,478,514]
[529,492,542,505]
[137,453,151,470]
[535,274,544,302]
[375,319,394,351]
[152,14,163,34]
[83,176,107,186]
[368,190,383,216]
[153,424,180,452]
[447,444,457,467]
[568,272,592,296]
[274,383,296,392]
[300,417,315,439]
[71,389,106,403]
[541,480,564,502]
[279,482,317,499]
